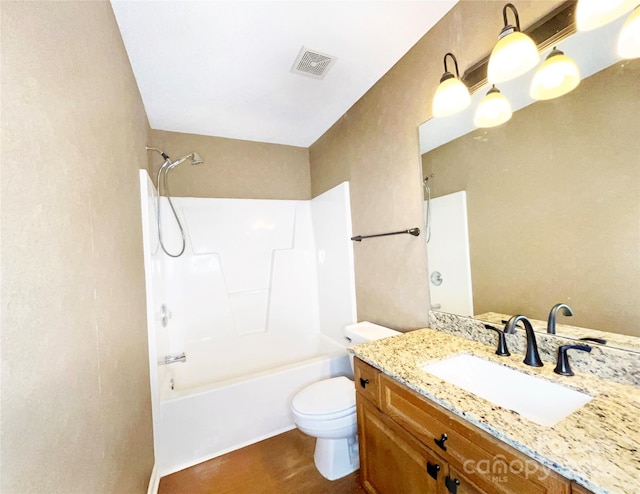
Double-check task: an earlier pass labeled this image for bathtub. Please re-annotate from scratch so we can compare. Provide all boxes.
[157,331,351,475]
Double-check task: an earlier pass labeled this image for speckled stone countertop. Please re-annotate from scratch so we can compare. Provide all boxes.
[350,328,640,494]
[429,311,640,387]
[476,311,640,354]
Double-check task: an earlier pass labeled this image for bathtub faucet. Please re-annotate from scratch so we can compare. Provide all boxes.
[160,352,186,365]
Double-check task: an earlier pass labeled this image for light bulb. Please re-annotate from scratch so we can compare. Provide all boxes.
[576,0,637,31]
[489,31,539,84]
[530,48,581,100]
[618,6,640,59]
[474,85,513,128]
[488,4,539,84]
[433,76,471,118]
[432,53,471,118]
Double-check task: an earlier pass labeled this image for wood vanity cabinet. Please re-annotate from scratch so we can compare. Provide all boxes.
[570,482,594,494]
[354,358,571,494]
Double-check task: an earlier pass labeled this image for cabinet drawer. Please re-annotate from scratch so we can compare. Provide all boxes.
[354,358,381,406]
[379,374,570,494]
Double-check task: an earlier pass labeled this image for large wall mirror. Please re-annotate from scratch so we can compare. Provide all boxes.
[419,13,640,352]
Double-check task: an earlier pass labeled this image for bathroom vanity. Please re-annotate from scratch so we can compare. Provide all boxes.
[351,329,640,494]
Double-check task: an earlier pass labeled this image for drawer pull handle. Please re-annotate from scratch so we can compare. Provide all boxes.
[434,433,448,451]
[445,476,460,494]
[359,377,370,388]
[426,461,440,480]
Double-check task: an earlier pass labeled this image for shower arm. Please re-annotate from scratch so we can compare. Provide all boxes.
[146,146,171,162]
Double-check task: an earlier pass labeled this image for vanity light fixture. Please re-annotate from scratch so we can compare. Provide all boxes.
[432,53,471,118]
[617,6,640,59]
[474,85,513,128]
[487,3,540,84]
[576,0,637,32]
[529,47,581,100]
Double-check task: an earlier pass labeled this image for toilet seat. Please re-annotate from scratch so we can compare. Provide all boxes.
[292,377,356,420]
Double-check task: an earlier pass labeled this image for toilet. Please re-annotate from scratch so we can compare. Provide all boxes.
[291,321,400,480]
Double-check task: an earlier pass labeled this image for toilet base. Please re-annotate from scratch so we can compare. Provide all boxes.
[313,434,360,481]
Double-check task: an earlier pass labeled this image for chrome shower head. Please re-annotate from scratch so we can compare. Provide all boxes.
[191,152,204,165]
[166,152,203,170]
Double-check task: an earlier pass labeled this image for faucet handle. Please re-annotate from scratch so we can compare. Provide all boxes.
[554,344,591,376]
[484,325,510,356]
[578,336,607,345]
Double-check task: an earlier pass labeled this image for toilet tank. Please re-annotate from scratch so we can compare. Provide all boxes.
[344,321,400,372]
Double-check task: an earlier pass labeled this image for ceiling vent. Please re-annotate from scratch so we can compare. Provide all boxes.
[291,47,337,80]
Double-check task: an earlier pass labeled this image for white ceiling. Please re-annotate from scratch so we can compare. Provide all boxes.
[111,1,457,147]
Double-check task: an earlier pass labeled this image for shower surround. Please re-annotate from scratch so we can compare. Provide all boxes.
[139,171,356,475]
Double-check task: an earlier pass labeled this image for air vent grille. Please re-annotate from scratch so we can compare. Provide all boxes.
[291,47,336,79]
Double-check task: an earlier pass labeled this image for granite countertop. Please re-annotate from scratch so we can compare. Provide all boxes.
[475,311,640,354]
[350,328,640,494]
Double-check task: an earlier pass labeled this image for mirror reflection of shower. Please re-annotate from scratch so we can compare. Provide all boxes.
[423,174,434,243]
[146,146,204,257]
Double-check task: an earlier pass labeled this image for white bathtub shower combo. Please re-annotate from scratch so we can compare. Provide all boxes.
[139,170,357,475]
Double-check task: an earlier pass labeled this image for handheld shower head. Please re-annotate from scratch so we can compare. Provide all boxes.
[191,152,204,165]
[148,146,203,258]
[167,152,204,169]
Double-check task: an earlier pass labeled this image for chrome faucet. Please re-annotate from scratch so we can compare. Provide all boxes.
[547,303,573,334]
[159,352,186,365]
[504,315,543,367]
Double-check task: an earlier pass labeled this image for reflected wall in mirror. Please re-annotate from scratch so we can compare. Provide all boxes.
[419,15,640,346]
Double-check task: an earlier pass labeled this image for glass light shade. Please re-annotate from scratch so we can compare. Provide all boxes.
[488,30,540,84]
[530,50,581,100]
[474,87,512,128]
[618,7,640,59]
[432,76,471,117]
[576,0,637,31]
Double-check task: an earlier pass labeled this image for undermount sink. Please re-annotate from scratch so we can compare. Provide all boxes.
[421,354,592,427]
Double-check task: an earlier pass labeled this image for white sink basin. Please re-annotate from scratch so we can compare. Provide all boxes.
[421,354,592,427]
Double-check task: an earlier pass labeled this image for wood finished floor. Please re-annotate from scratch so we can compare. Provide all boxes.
[158,429,368,494]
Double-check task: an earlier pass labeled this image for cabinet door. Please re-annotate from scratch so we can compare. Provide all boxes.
[571,482,594,494]
[379,374,570,494]
[358,394,445,494]
[445,467,486,494]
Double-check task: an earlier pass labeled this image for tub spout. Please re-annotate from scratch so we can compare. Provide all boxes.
[160,352,186,365]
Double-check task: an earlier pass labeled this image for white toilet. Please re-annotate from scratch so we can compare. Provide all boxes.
[291,321,400,480]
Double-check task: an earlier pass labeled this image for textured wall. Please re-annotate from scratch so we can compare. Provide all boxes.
[149,130,311,199]
[308,1,563,331]
[1,2,154,493]
[423,60,640,336]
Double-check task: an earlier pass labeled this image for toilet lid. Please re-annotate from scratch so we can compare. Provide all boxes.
[292,376,356,416]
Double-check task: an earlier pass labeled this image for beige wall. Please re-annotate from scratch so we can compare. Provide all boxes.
[309,1,563,330]
[1,2,154,493]
[422,60,640,336]
[149,130,311,199]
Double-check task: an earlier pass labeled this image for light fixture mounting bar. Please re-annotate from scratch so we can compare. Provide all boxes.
[462,1,577,93]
